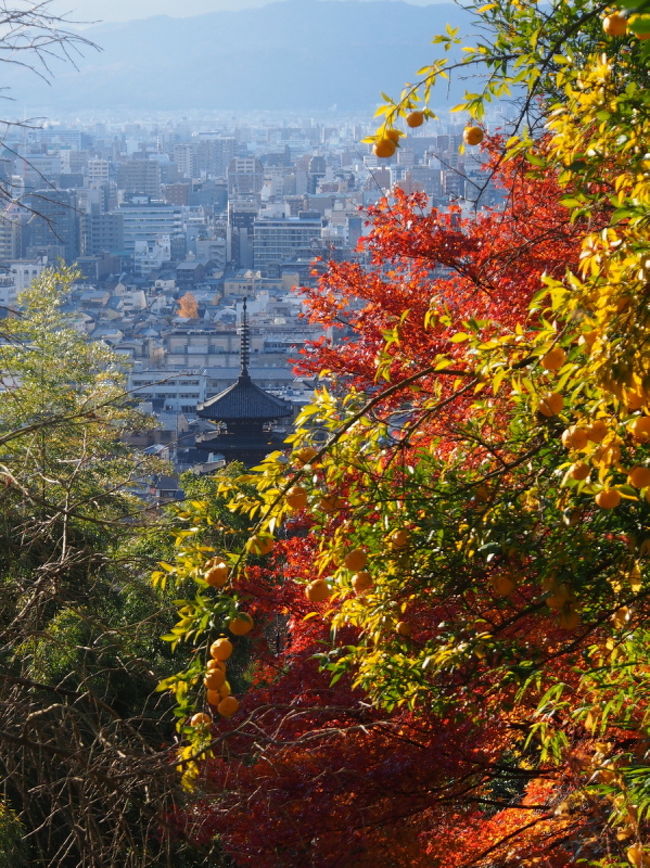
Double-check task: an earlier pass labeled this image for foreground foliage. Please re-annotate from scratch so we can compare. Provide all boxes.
[0,271,198,866]
[160,1,649,865]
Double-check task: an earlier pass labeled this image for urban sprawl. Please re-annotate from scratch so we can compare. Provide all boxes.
[0,116,504,497]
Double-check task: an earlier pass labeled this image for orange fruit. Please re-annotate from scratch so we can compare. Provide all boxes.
[595,488,621,509]
[352,571,374,594]
[385,128,401,143]
[204,668,226,690]
[217,696,239,718]
[286,485,308,511]
[248,535,274,555]
[205,562,229,588]
[190,712,212,727]
[603,11,627,36]
[206,658,226,672]
[593,442,621,466]
[305,579,330,603]
[396,620,412,637]
[228,613,254,636]
[627,843,649,867]
[541,346,566,371]
[206,689,221,706]
[561,426,589,450]
[587,419,608,442]
[622,387,646,410]
[463,126,484,146]
[388,529,409,550]
[631,416,650,443]
[628,466,650,488]
[539,392,563,417]
[344,549,367,571]
[406,111,425,128]
[218,680,231,698]
[490,574,515,598]
[210,638,233,661]
[373,137,396,158]
[569,462,590,481]
[295,446,318,465]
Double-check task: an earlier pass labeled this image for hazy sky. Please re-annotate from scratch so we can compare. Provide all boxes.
[51,0,440,26]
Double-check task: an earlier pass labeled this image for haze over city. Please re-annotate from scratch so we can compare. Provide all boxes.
[53,0,445,24]
[11,0,470,114]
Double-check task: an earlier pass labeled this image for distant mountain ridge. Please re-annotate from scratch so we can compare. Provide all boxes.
[10,0,472,113]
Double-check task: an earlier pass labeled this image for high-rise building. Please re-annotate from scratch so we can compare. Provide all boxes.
[119,200,183,259]
[0,204,24,260]
[172,144,195,180]
[117,159,162,198]
[307,155,326,194]
[253,215,323,273]
[22,190,80,263]
[87,159,110,187]
[80,211,124,256]
[227,157,264,196]
[195,135,237,178]
[227,197,258,269]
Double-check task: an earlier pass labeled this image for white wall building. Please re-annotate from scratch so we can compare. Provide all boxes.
[127,369,207,414]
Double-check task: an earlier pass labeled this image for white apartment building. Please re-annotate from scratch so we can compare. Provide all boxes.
[133,236,171,275]
[253,216,323,271]
[128,369,207,414]
[8,258,48,294]
[0,274,16,311]
[119,201,182,255]
[173,144,195,180]
[87,159,110,187]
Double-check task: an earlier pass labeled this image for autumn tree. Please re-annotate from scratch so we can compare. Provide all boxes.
[177,292,200,319]
[158,2,649,865]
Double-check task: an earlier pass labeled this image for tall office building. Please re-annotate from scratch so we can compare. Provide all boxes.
[119,200,182,259]
[87,159,110,187]
[253,215,323,273]
[117,159,162,199]
[80,211,124,256]
[195,135,237,178]
[227,157,264,196]
[0,204,24,260]
[227,197,258,269]
[22,190,80,263]
[172,144,195,180]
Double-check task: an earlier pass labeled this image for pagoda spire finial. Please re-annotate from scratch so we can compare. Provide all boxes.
[240,296,250,378]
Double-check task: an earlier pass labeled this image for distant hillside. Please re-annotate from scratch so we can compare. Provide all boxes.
[9,0,473,113]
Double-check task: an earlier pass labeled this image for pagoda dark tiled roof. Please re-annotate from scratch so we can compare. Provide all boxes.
[197,373,293,421]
